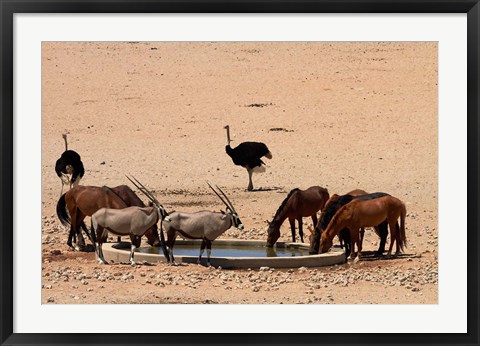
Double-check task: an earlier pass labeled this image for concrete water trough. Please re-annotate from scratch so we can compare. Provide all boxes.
[102,239,346,269]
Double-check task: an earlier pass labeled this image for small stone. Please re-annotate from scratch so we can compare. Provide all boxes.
[47,297,55,303]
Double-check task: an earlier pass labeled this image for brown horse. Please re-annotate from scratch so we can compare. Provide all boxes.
[56,185,160,250]
[319,195,407,260]
[266,186,329,247]
[309,190,390,257]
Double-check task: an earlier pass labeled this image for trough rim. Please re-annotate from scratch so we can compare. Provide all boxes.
[102,239,346,269]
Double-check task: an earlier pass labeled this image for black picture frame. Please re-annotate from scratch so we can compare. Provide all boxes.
[1,1,478,345]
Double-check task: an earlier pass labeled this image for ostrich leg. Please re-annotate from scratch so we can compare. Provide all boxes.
[247,168,254,191]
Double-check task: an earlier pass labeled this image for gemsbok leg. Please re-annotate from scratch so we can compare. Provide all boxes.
[198,239,207,265]
[206,239,213,266]
[166,231,177,264]
[93,223,108,265]
[129,236,141,266]
[197,239,214,267]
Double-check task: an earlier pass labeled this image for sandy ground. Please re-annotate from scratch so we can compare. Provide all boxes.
[41,42,438,304]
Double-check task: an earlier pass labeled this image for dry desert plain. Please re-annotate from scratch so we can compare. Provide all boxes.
[41,42,438,304]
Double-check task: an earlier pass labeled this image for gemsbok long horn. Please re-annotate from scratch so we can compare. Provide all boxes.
[206,182,235,212]
[126,175,154,202]
[215,184,237,213]
[126,175,162,207]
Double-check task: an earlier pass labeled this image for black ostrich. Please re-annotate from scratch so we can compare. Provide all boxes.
[224,125,272,191]
[55,134,85,195]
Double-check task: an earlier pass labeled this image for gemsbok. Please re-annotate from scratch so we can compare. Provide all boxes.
[90,177,170,265]
[163,183,244,266]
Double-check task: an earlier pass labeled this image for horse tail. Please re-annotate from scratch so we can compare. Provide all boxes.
[56,193,71,227]
[399,203,407,252]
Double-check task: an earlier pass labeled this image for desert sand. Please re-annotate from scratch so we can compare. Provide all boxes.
[41,41,438,304]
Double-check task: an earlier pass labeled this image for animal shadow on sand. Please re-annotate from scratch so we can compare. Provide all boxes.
[354,250,417,262]
[249,186,284,192]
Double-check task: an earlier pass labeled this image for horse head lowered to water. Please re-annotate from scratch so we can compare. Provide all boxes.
[266,186,329,247]
[309,190,391,257]
[319,194,407,261]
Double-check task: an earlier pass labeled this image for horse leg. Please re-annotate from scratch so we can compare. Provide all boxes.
[67,223,75,250]
[395,222,402,255]
[129,236,141,266]
[65,205,77,250]
[349,229,358,261]
[79,221,94,245]
[340,229,351,258]
[355,229,363,263]
[198,239,207,265]
[289,217,296,242]
[311,214,318,232]
[68,209,84,251]
[375,220,388,257]
[386,219,398,258]
[74,213,86,250]
[359,227,365,244]
[298,218,304,243]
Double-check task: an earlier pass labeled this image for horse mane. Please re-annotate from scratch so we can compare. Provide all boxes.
[318,194,355,231]
[272,188,300,221]
[102,185,128,207]
[323,202,351,240]
[102,185,119,197]
[355,192,390,200]
[310,193,354,254]
[318,192,388,231]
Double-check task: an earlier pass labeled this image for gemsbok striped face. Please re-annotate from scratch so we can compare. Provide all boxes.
[156,205,171,222]
[228,209,244,230]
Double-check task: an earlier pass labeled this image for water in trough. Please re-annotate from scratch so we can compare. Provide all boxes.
[138,243,312,257]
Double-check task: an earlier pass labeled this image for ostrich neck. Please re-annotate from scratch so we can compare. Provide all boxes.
[63,135,68,151]
[225,127,231,146]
